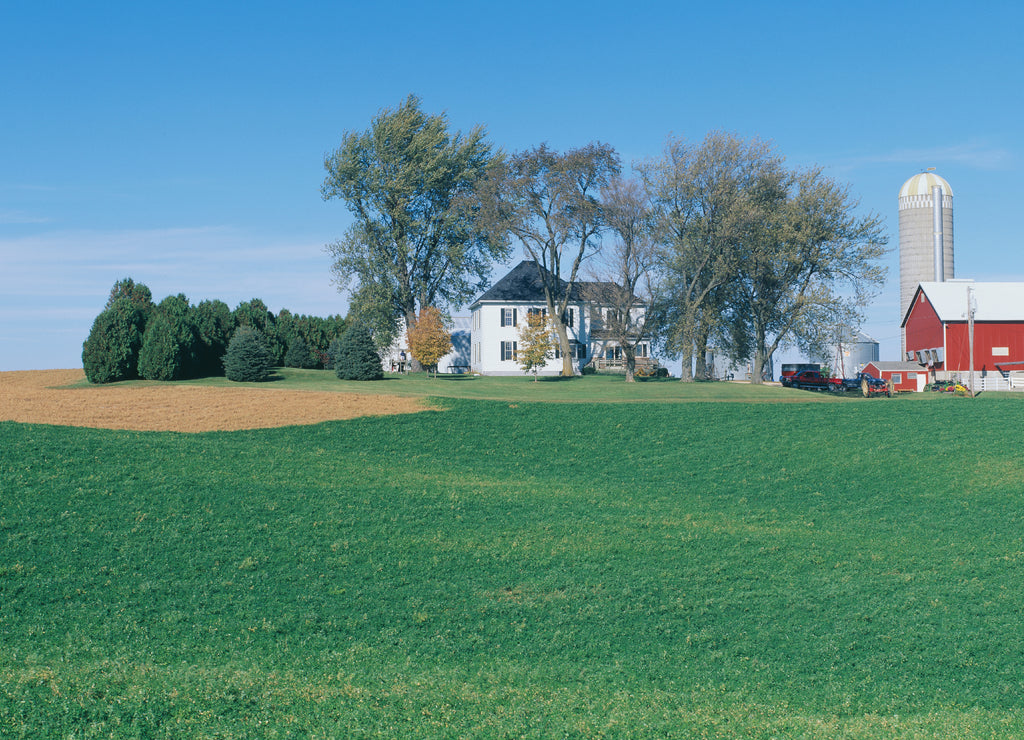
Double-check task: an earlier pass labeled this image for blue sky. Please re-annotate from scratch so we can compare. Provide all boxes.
[2,1,1022,371]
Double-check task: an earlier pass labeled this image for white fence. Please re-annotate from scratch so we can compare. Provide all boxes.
[963,372,1024,393]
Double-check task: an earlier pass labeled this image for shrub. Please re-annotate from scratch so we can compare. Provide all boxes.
[81,297,148,383]
[330,325,383,381]
[223,326,274,382]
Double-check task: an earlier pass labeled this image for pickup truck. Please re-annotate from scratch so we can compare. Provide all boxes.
[780,370,844,392]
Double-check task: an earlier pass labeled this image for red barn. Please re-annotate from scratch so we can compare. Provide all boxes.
[902,281,1024,391]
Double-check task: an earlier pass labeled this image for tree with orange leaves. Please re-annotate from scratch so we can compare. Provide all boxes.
[406,307,451,377]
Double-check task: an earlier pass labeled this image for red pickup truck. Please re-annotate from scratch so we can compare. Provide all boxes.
[780,370,843,392]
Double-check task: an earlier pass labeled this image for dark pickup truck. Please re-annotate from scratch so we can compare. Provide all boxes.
[780,370,844,392]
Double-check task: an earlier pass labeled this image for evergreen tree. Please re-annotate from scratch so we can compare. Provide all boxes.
[223,326,274,382]
[82,296,148,383]
[138,294,198,380]
[284,335,318,369]
[330,325,383,380]
[193,299,234,377]
[138,313,184,380]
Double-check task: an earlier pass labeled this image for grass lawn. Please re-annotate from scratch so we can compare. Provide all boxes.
[2,379,1024,737]
[71,366,907,404]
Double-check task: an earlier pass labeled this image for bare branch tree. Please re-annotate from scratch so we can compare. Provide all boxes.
[482,142,620,376]
[584,177,658,382]
[728,166,888,383]
[640,132,781,381]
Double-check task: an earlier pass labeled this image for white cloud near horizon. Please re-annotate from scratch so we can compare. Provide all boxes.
[835,139,1014,174]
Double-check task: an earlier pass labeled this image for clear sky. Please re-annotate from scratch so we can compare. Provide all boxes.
[3,1,1022,371]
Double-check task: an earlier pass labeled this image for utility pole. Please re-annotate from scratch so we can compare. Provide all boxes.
[967,285,976,398]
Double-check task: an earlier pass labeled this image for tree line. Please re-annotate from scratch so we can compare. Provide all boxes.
[82,278,346,383]
[323,95,887,382]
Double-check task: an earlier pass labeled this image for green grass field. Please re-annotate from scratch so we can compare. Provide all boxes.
[71,367,898,403]
[3,377,1023,737]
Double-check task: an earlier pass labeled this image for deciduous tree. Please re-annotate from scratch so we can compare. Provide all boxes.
[322,94,508,368]
[726,166,887,383]
[483,142,620,376]
[517,310,555,381]
[406,306,452,377]
[640,133,779,381]
[584,177,657,383]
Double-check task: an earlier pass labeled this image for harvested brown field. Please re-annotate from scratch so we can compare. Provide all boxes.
[0,370,429,432]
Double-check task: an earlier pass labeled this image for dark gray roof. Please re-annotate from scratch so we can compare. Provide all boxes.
[474,260,591,303]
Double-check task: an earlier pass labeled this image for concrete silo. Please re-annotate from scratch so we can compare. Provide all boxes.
[898,171,953,353]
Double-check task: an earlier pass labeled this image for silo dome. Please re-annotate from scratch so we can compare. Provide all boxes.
[899,172,953,199]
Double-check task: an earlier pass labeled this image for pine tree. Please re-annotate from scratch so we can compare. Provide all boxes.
[330,325,383,381]
[284,336,317,369]
[223,326,274,382]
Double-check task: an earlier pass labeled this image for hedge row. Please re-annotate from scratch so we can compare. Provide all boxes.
[82,279,348,384]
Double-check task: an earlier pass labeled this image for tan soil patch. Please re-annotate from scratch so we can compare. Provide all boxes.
[0,370,428,432]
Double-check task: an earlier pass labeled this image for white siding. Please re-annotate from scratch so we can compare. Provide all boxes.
[471,301,590,375]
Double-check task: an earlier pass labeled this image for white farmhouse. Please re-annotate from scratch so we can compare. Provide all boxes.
[469,260,655,376]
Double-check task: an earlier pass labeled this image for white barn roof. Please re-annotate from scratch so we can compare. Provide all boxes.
[903,281,1024,325]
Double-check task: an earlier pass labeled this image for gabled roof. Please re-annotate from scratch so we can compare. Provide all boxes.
[472,260,599,305]
[865,361,924,372]
[902,280,1024,327]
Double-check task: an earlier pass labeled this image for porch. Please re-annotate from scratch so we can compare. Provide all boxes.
[591,356,660,374]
